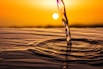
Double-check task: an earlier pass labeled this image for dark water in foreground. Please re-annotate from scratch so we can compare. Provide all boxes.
[29,38,103,66]
[0,28,103,69]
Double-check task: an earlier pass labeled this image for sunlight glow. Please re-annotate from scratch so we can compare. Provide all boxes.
[0,0,103,27]
[52,13,59,20]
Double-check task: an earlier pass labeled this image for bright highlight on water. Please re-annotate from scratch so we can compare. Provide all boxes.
[57,0,72,69]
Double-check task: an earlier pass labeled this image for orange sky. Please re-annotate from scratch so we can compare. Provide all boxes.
[0,0,103,27]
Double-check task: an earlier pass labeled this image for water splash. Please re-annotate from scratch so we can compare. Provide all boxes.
[57,0,72,69]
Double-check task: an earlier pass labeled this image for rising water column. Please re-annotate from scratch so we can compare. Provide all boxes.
[57,0,72,69]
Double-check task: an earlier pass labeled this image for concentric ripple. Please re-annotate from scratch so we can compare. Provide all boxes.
[29,38,103,66]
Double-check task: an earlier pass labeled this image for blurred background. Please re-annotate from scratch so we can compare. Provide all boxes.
[0,0,103,27]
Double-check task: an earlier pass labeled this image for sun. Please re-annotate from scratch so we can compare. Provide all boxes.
[52,13,59,20]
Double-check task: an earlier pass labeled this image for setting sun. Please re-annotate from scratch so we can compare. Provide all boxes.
[0,0,103,27]
[52,13,59,20]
